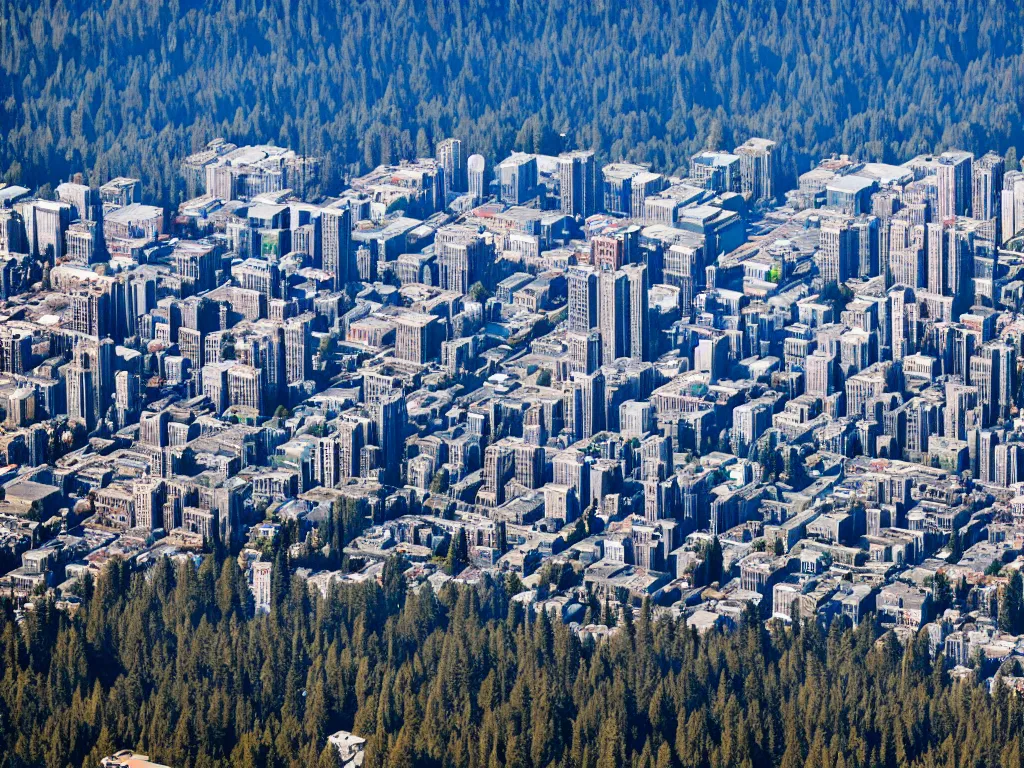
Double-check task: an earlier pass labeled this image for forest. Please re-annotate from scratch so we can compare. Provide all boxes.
[3,545,1024,768]
[2,0,1024,207]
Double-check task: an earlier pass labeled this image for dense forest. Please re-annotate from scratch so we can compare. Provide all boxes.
[2,548,1024,768]
[2,0,1024,206]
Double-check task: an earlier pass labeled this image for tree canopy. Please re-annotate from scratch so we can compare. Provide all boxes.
[2,0,1023,207]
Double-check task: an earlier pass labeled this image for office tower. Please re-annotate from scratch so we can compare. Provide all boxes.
[734,137,777,202]
[393,312,438,365]
[936,150,973,219]
[436,225,490,294]
[284,317,312,384]
[601,163,648,215]
[630,172,665,220]
[65,221,100,264]
[337,418,366,479]
[316,437,341,488]
[851,215,879,278]
[622,263,650,362]
[990,343,1016,423]
[598,269,629,364]
[574,369,606,438]
[567,266,599,332]
[889,216,926,288]
[872,189,901,287]
[0,208,23,255]
[665,242,703,314]
[1001,171,1024,245]
[56,182,100,222]
[467,154,486,203]
[689,150,742,193]
[173,241,219,294]
[93,338,115,424]
[321,206,352,289]
[65,358,95,431]
[568,330,601,375]
[970,354,998,426]
[23,200,71,261]
[114,370,140,428]
[557,150,598,218]
[373,391,406,486]
[227,364,265,415]
[818,219,853,284]
[973,152,1004,226]
[926,222,948,295]
[436,138,464,197]
[482,442,515,505]
[99,177,141,206]
[805,351,835,398]
[140,410,170,447]
[0,328,32,374]
[202,362,231,413]
[177,327,204,367]
[496,153,537,204]
[888,286,917,360]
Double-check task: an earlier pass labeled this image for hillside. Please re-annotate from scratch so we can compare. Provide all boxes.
[2,0,1023,205]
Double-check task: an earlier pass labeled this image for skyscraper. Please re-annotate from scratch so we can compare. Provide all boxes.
[557,150,598,219]
[622,263,650,362]
[373,391,406,486]
[467,154,486,203]
[734,137,777,203]
[973,151,1004,225]
[436,138,464,197]
[320,205,352,289]
[936,150,973,219]
[598,269,629,364]
[567,266,598,332]
[818,219,853,285]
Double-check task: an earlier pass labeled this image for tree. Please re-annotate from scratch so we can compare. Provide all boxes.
[1000,571,1024,635]
[444,528,469,575]
[536,369,552,387]
[948,530,964,564]
[933,572,953,615]
[468,282,491,303]
[706,536,724,584]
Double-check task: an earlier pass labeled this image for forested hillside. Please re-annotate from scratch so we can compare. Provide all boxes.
[1,0,1023,206]
[1,552,1024,768]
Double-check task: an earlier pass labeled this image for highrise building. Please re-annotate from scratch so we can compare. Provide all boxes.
[622,263,650,362]
[557,150,598,218]
[567,266,599,332]
[321,205,352,289]
[373,391,406,486]
[467,154,486,203]
[227,364,264,415]
[284,316,312,384]
[936,150,973,219]
[496,153,537,204]
[436,225,491,294]
[598,269,629,364]
[23,200,71,261]
[973,152,1004,226]
[664,242,703,314]
[734,137,777,202]
[436,138,464,197]
[818,219,853,285]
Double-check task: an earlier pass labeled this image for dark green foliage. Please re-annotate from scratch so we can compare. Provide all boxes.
[444,528,469,575]
[2,1,1023,206]
[1000,571,1024,635]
